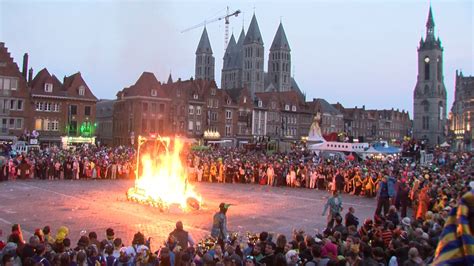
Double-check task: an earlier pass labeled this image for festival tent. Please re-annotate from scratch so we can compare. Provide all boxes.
[363,146,380,154]
[374,146,401,154]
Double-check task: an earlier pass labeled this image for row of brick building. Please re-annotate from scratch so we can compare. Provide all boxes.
[1,39,412,149]
[94,71,411,147]
[0,42,97,147]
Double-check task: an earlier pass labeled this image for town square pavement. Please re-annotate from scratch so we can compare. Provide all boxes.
[0,180,376,250]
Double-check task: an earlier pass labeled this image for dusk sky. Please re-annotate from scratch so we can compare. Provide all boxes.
[1,0,472,117]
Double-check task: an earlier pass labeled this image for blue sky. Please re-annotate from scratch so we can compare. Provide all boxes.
[0,0,472,117]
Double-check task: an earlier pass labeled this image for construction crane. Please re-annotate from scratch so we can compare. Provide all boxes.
[181,7,241,50]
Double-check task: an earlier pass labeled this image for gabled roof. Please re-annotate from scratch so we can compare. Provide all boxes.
[30,68,97,101]
[119,72,166,98]
[0,42,28,93]
[62,72,98,100]
[255,90,303,110]
[161,78,218,100]
[196,27,213,54]
[224,88,245,103]
[270,22,290,51]
[308,98,342,116]
[243,14,263,45]
[30,68,62,95]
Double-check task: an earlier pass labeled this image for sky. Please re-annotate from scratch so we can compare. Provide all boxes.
[0,0,472,117]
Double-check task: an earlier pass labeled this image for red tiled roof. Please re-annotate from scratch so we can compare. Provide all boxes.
[120,72,166,98]
[31,69,97,101]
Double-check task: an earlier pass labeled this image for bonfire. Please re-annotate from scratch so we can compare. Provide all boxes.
[127,136,202,211]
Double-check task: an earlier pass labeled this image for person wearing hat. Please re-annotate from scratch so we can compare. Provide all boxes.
[211,203,230,250]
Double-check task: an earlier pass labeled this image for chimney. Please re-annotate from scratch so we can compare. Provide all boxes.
[362,105,365,110]
[22,53,28,78]
[28,68,33,83]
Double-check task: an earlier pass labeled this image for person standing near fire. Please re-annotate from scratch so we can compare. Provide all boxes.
[211,202,230,250]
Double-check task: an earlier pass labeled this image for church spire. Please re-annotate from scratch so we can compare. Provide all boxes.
[196,27,213,54]
[244,14,263,45]
[270,22,290,51]
[195,27,215,81]
[425,6,436,42]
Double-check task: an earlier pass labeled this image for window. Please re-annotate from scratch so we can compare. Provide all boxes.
[1,119,6,132]
[53,103,59,112]
[151,89,157,96]
[52,120,59,131]
[211,112,218,121]
[9,100,15,110]
[85,106,91,116]
[45,103,51,112]
[35,102,43,111]
[225,125,231,136]
[193,94,199,99]
[159,104,165,112]
[188,121,194,131]
[3,79,10,90]
[151,103,157,112]
[292,105,296,112]
[437,57,442,82]
[7,118,14,129]
[196,106,202,115]
[69,121,77,134]
[422,116,430,130]
[16,118,22,129]
[44,83,53,92]
[78,86,85,96]
[16,100,23,111]
[70,105,77,115]
[142,102,148,112]
[189,105,194,115]
[424,57,430,80]
[150,120,156,132]
[211,88,216,96]
[258,100,262,108]
[285,104,290,111]
[10,79,17,90]
[226,110,232,119]
[243,97,247,103]
[35,119,42,130]
[196,121,201,132]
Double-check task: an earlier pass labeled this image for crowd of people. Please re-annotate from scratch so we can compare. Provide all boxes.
[0,146,135,182]
[0,187,473,266]
[0,142,473,265]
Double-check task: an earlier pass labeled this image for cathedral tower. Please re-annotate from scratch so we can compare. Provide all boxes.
[195,27,215,81]
[268,22,291,92]
[242,14,264,96]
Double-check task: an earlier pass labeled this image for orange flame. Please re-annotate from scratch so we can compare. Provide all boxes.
[129,137,202,211]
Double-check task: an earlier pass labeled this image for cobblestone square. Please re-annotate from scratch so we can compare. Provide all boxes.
[0,180,376,250]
